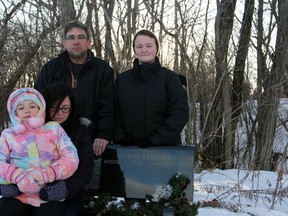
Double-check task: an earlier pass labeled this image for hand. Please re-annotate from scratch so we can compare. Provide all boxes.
[5,166,26,184]
[28,168,44,185]
[39,180,68,201]
[28,166,60,184]
[4,166,40,193]
[17,174,41,194]
[93,138,109,156]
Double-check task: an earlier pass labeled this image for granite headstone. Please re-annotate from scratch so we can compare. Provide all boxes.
[99,144,195,201]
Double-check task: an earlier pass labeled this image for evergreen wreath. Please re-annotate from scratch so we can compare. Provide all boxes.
[83,173,199,216]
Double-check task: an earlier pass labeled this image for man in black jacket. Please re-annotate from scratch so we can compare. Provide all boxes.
[35,21,114,156]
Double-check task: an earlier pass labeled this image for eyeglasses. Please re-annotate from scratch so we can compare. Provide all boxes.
[65,35,88,41]
[51,106,71,113]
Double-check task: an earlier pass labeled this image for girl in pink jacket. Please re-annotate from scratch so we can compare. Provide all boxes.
[0,87,79,214]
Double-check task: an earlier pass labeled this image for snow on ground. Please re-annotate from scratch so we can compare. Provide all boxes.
[194,169,288,216]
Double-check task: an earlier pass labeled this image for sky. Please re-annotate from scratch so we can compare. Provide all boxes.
[194,169,288,216]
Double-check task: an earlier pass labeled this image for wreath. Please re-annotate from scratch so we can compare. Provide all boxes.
[83,173,199,216]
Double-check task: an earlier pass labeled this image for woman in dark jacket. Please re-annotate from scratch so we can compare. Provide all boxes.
[41,82,94,216]
[114,29,189,147]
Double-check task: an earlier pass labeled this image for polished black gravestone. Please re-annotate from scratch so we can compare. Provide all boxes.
[99,144,195,201]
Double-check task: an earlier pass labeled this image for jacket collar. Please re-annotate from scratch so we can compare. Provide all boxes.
[59,50,95,69]
[133,56,161,81]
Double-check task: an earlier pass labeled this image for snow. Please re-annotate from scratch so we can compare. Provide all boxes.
[190,99,288,215]
[194,169,288,215]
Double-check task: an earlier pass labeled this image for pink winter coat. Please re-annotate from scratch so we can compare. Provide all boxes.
[0,87,79,207]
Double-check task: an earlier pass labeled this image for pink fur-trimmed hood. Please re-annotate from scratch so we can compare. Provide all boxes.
[7,87,46,134]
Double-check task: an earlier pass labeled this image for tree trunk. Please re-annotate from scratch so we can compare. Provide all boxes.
[102,0,117,71]
[59,0,76,27]
[202,0,237,168]
[255,0,288,170]
[231,0,255,167]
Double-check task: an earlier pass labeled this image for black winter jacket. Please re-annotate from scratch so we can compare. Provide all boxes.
[35,50,114,141]
[114,57,189,146]
[62,120,94,199]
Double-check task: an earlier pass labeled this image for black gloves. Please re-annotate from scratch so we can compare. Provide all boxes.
[0,184,22,198]
[39,180,68,201]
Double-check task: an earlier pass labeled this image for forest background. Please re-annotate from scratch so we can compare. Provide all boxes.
[1,0,288,173]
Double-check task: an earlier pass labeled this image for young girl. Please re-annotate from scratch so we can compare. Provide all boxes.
[0,87,79,216]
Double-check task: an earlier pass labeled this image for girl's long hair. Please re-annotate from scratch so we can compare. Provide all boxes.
[41,82,80,131]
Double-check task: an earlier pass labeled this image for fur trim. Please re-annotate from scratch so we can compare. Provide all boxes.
[79,117,91,127]
[12,124,26,134]
[11,117,44,134]
[29,117,45,128]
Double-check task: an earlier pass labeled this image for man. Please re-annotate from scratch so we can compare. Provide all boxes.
[35,21,114,156]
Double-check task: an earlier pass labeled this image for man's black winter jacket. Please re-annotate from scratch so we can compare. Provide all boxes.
[35,50,114,141]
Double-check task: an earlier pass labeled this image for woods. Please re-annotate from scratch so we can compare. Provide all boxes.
[0,0,287,171]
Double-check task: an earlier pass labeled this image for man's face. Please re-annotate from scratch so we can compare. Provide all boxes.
[63,27,91,61]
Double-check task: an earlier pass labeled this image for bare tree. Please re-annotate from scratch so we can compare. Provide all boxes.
[102,0,117,71]
[255,0,288,170]
[231,0,255,167]
[0,1,59,129]
[1,0,286,172]
[59,0,76,25]
[202,0,237,168]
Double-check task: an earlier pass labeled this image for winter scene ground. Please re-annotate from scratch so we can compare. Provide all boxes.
[194,169,288,215]
[194,99,288,215]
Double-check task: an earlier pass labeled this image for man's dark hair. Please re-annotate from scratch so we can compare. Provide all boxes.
[63,21,90,39]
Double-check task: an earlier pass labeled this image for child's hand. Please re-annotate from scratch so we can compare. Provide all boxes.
[27,169,45,185]
[17,173,41,193]
[28,166,61,184]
